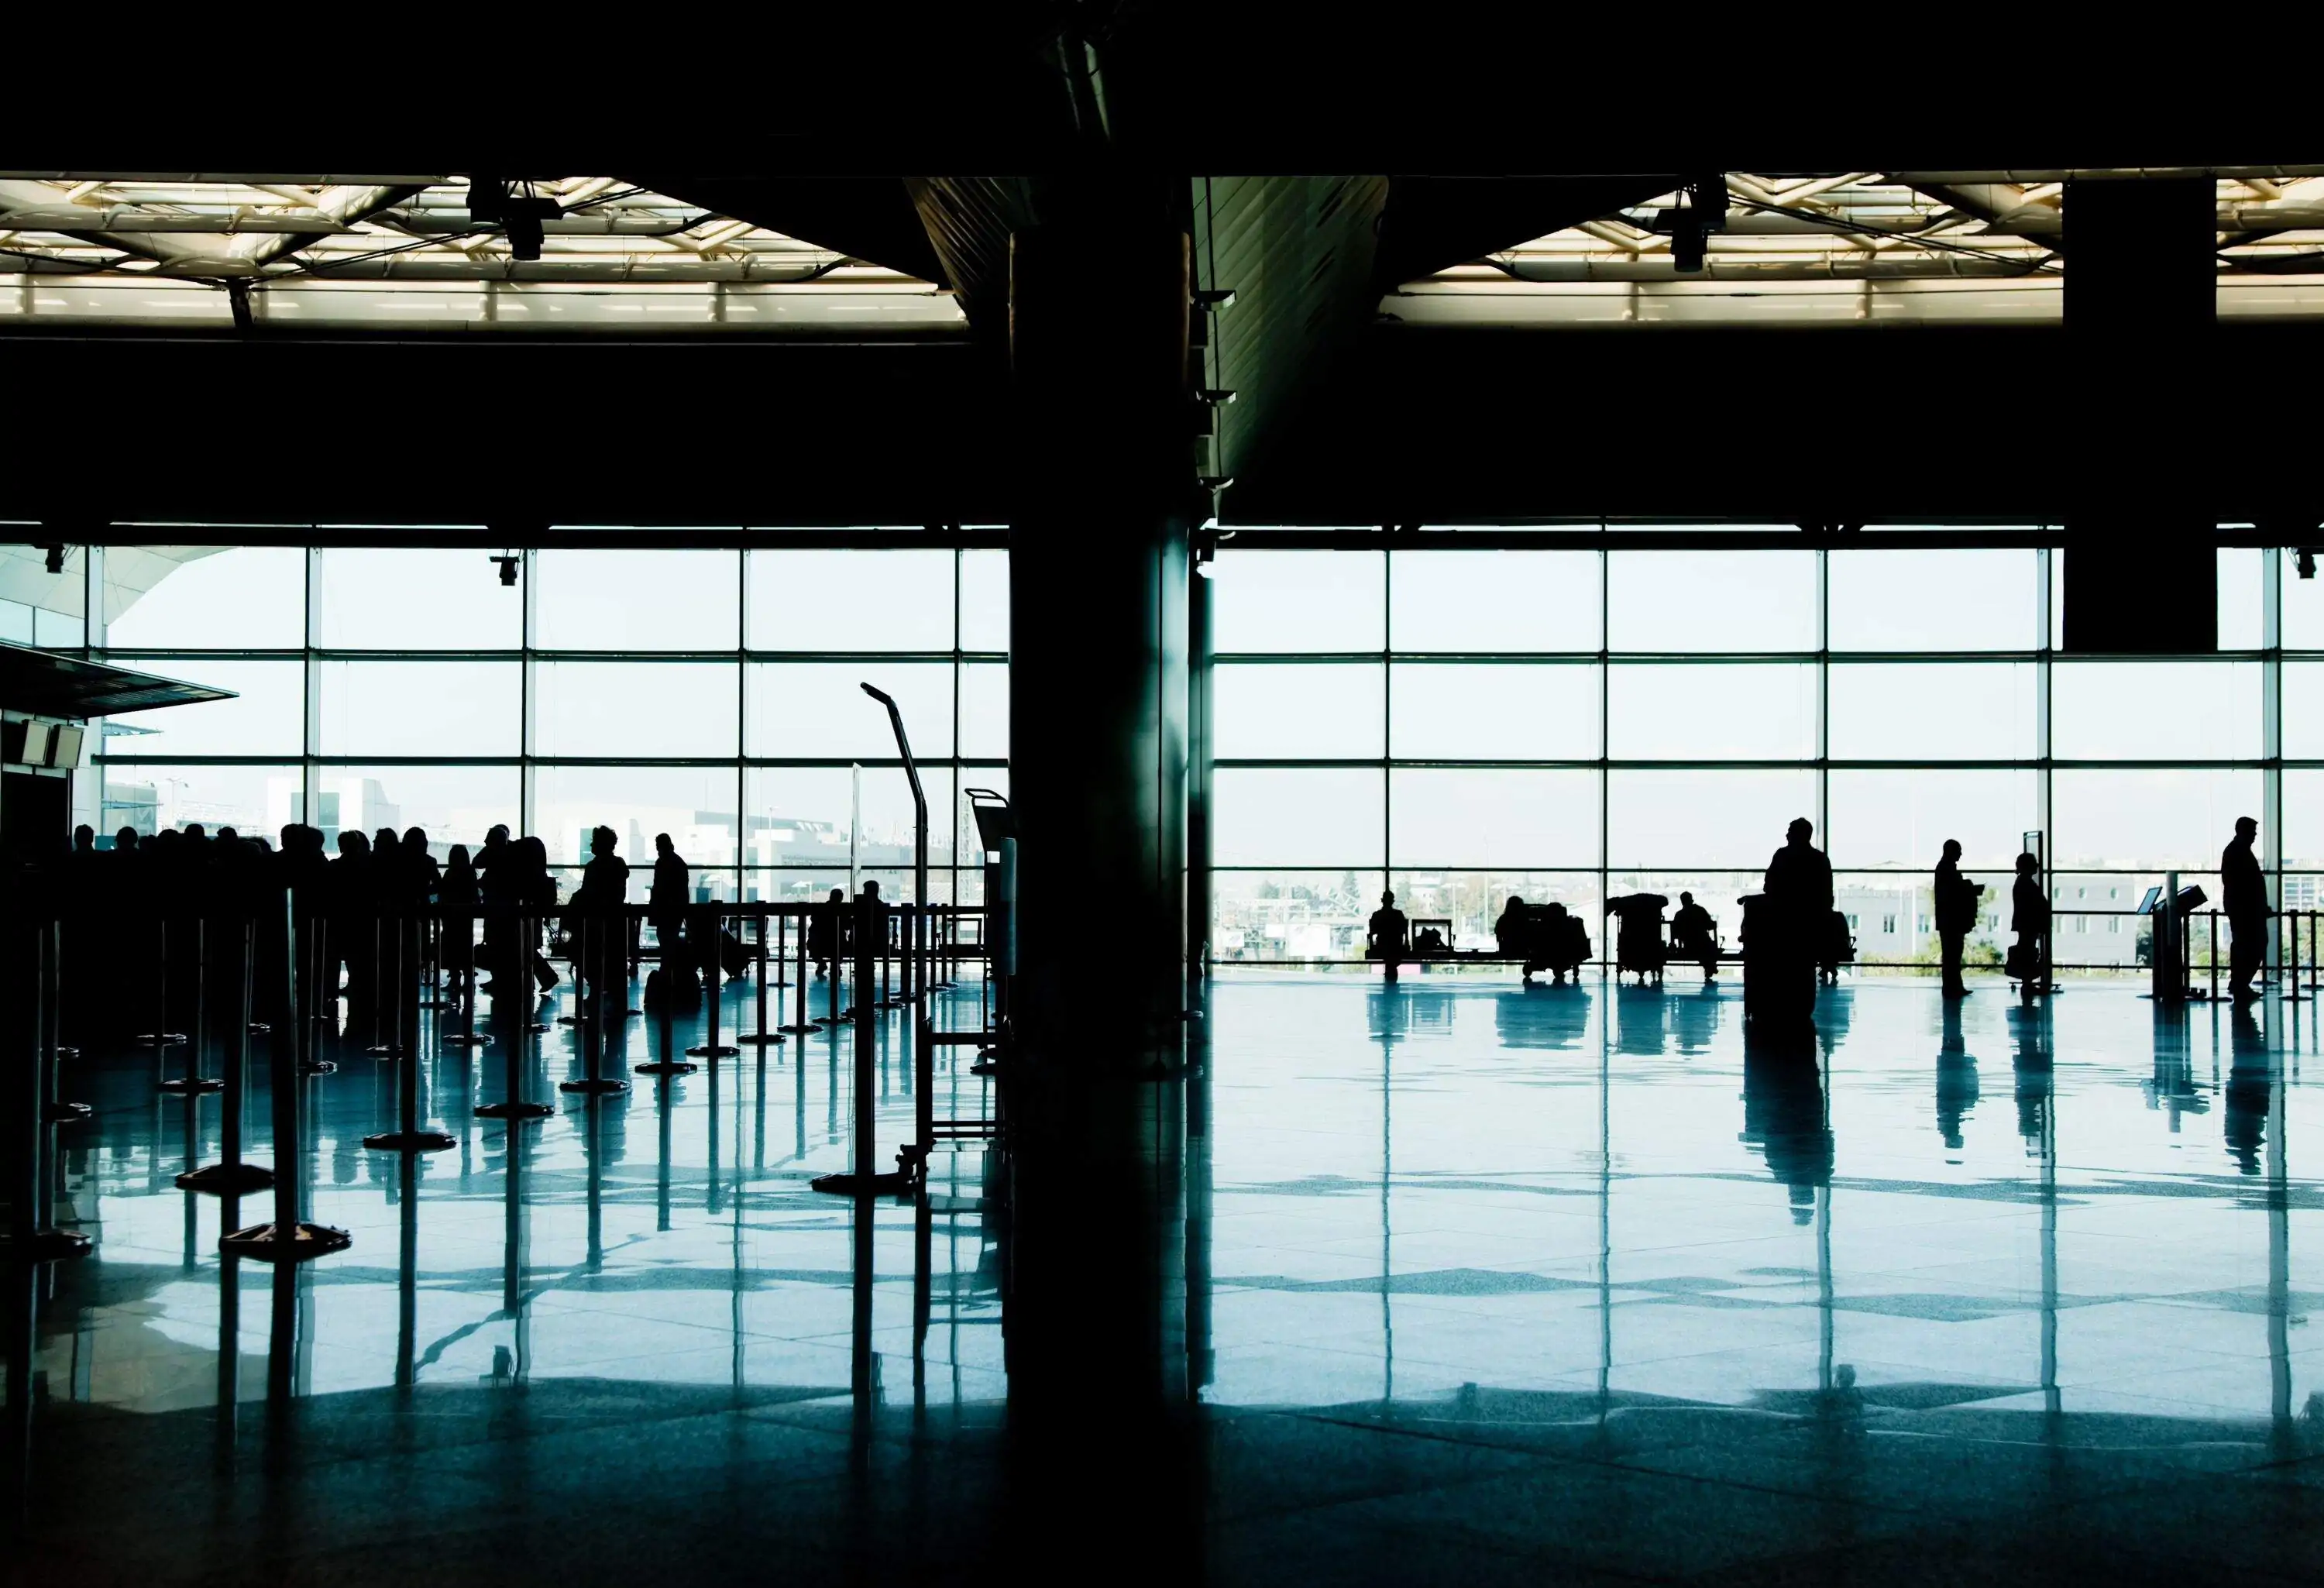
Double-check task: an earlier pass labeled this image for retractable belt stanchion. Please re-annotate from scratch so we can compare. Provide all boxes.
[157,919,221,1096]
[640,906,699,1078]
[365,913,455,1153]
[810,897,911,1196]
[12,917,91,1263]
[365,908,401,1058]
[820,912,845,1027]
[562,914,627,1096]
[136,916,187,1051]
[225,893,350,1260]
[781,905,818,1034]
[444,906,490,1050]
[300,908,336,1074]
[741,910,782,1048]
[179,917,276,1194]
[688,905,740,1060]
[476,910,549,1120]
[42,916,88,1126]
[2209,912,2222,1003]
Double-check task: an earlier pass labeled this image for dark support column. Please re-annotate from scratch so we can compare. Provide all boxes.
[1002,189,1194,1418]
[2061,177,2218,654]
[1188,542,1214,1005]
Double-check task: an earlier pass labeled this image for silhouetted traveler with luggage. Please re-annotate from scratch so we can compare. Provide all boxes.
[1934,839,1984,999]
[2009,851,2049,997]
[1671,891,1719,980]
[649,833,689,962]
[810,886,846,979]
[2223,816,2271,1002]
[1368,890,1410,981]
[1755,817,1831,1029]
[441,844,479,994]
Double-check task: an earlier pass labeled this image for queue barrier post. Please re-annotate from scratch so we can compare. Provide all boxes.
[561,914,628,1096]
[178,917,276,1194]
[157,919,221,1095]
[136,916,187,1050]
[364,909,403,1059]
[781,904,819,1034]
[741,909,782,1047]
[639,905,701,1077]
[686,904,740,1060]
[810,897,915,1197]
[365,913,456,1153]
[11,917,91,1262]
[300,912,336,1074]
[41,916,88,1125]
[444,904,490,1049]
[225,893,351,1260]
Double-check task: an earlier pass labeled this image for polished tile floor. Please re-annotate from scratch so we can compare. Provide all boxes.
[13,967,2324,1583]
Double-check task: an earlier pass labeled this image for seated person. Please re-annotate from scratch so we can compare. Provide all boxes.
[1670,891,1719,980]
[1367,890,1409,979]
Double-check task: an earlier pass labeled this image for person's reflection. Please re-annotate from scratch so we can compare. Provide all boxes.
[1814,983,1853,1065]
[1741,1034,1832,1225]
[1670,983,1721,1056]
[2007,1001,2051,1150]
[1494,983,1590,1052]
[2224,1003,2272,1176]
[1614,982,1666,1058]
[1935,1001,1979,1152]
[2144,1016,2208,1132]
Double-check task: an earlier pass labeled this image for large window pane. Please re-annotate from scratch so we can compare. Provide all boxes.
[747,548,953,650]
[1214,768,1382,867]
[2218,548,2267,651]
[2052,768,2264,870]
[1607,664,1815,759]
[1389,768,1597,867]
[2283,662,2324,759]
[1607,550,1817,652]
[535,662,739,758]
[1391,550,1599,651]
[744,765,946,868]
[1389,663,1597,759]
[534,765,741,867]
[1215,664,1381,759]
[107,547,304,649]
[1212,551,1383,653]
[317,547,521,648]
[1607,769,1818,868]
[1827,663,2038,761]
[748,662,953,758]
[318,660,520,757]
[321,765,519,853]
[1212,870,1377,962]
[960,662,1008,760]
[1604,870,1764,949]
[1827,769,2040,870]
[2284,552,2324,648]
[1827,549,2039,651]
[960,548,1009,652]
[533,548,737,650]
[111,659,303,755]
[2286,771,2324,871]
[100,762,296,838]
[1387,871,1603,961]
[2051,662,2263,761]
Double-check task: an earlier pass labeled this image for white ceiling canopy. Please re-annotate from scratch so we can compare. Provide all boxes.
[1389,172,2324,328]
[0,175,965,335]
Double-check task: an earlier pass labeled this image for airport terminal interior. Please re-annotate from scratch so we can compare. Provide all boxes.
[8,39,2324,1587]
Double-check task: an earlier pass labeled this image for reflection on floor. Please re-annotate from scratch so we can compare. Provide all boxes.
[15,970,2324,1584]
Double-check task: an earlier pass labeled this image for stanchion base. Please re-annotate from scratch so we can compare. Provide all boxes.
[419,999,455,1012]
[809,1170,916,1197]
[475,1100,553,1120]
[443,1033,493,1048]
[635,1060,700,1077]
[136,1033,188,1047]
[157,1076,225,1095]
[558,1015,590,1026]
[5,1228,94,1263]
[45,1101,94,1124]
[363,1045,401,1059]
[777,1023,821,1035]
[246,1023,271,1035]
[301,1060,338,1076]
[685,1043,741,1059]
[739,1032,786,1046]
[221,1220,350,1262]
[362,1129,457,1154]
[177,1161,278,1194]
[558,1078,630,1095]
[525,1022,552,1034]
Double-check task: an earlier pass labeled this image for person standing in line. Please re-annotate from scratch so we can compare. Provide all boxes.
[1368,890,1409,982]
[1761,818,1833,1027]
[649,833,690,966]
[2223,816,2273,1002]
[2009,851,2050,997]
[1933,839,1985,1000]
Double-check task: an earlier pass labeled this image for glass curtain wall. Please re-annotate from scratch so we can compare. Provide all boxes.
[1213,539,2312,972]
[88,541,1009,909]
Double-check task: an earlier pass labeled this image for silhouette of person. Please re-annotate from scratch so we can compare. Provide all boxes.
[855,878,891,970]
[571,825,629,1003]
[810,886,845,979]
[649,833,689,960]
[1671,890,1719,981]
[1934,839,1985,999]
[440,843,480,994]
[71,823,94,854]
[328,828,375,1025]
[113,826,139,854]
[1758,817,1832,1028]
[1367,889,1409,981]
[2223,816,2271,1002]
[2009,851,2049,997]
[514,834,560,992]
